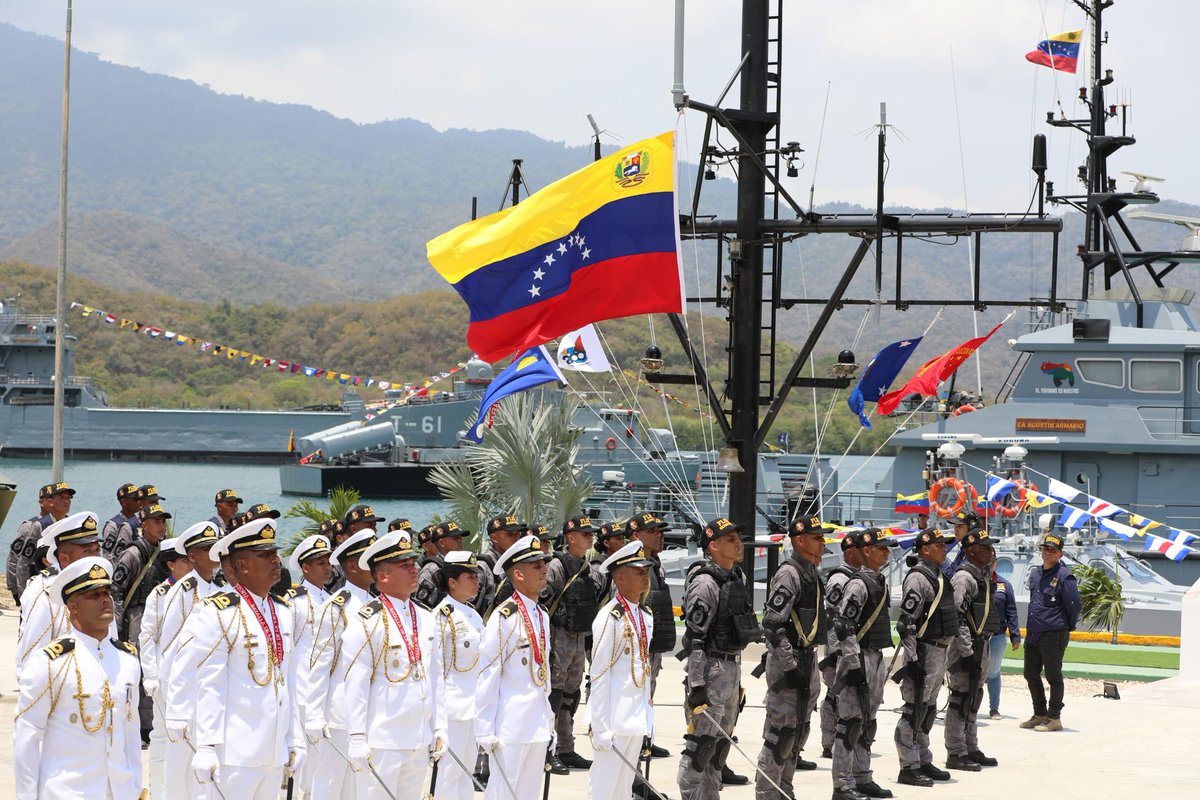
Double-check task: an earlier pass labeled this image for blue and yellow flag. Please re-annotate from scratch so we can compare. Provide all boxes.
[466,346,567,442]
[427,132,682,362]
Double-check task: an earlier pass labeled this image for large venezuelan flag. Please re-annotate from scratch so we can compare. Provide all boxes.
[427,132,683,362]
[1025,30,1082,73]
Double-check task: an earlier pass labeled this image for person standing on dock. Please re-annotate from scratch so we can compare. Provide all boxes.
[628,512,675,709]
[101,482,142,561]
[288,533,334,797]
[209,488,243,532]
[433,551,485,800]
[1020,531,1080,733]
[7,481,74,604]
[892,528,955,787]
[986,553,1021,720]
[818,535,863,760]
[416,520,468,609]
[753,514,830,799]
[944,528,1002,771]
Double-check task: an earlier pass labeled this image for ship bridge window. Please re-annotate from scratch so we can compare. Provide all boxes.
[1130,359,1182,393]
[1075,358,1124,388]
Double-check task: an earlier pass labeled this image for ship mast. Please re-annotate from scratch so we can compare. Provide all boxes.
[51,0,74,482]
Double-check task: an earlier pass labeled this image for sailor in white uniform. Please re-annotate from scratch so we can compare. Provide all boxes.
[13,556,143,800]
[302,528,378,799]
[187,518,306,799]
[159,520,225,800]
[475,534,555,800]
[15,511,104,677]
[138,536,193,797]
[342,530,447,800]
[287,533,333,798]
[589,541,657,800]
[432,550,485,800]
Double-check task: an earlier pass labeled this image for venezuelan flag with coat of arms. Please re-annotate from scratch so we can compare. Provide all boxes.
[427,132,683,362]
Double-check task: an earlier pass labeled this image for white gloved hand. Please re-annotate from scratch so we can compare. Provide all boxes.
[549,728,559,753]
[431,731,447,761]
[475,736,500,753]
[165,718,189,743]
[287,746,307,778]
[348,734,371,773]
[592,731,614,751]
[143,678,159,698]
[304,720,326,746]
[191,745,220,785]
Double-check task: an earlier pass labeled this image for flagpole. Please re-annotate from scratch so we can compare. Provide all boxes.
[51,0,74,482]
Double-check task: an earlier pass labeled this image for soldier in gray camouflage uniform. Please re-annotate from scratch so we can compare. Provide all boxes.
[819,536,862,758]
[944,527,1002,771]
[754,515,831,799]
[830,529,896,800]
[893,528,955,787]
[100,483,141,562]
[677,517,763,800]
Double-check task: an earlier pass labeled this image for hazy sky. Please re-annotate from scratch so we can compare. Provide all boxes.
[3,0,1195,211]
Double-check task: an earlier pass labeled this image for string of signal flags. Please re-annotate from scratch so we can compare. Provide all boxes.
[68,301,473,404]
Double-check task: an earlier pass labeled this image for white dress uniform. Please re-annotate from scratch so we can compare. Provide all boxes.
[433,591,485,800]
[188,520,302,800]
[343,532,448,800]
[475,535,556,800]
[289,576,330,796]
[13,557,143,800]
[15,567,69,674]
[138,571,175,797]
[589,585,656,800]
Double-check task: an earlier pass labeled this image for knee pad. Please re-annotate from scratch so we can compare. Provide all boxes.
[684,733,717,771]
[566,690,582,714]
[712,737,732,770]
[900,702,917,727]
[922,704,938,735]
[947,689,970,715]
[766,725,798,764]
[836,716,863,748]
[548,688,565,714]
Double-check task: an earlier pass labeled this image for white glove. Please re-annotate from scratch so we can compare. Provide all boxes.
[549,728,559,753]
[287,746,307,778]
[348,734,371,772]
[304,720,326,746]
[592,731,614,751]
[143,678,159,698]
[191,745,220,785]
[431,732,447,761]
[165,718,189,743]
[475,736,500,753]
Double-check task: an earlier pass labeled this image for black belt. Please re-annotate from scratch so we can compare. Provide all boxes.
[920,637,954,648]
[708,651,741,663]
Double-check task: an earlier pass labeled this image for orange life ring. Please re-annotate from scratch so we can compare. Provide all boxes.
[605,437,618,451]
[951,404,977,416]
[992,479,1039,518]
[928,477,979,518]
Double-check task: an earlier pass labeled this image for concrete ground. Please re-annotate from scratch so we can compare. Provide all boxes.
[2,608,1197,798]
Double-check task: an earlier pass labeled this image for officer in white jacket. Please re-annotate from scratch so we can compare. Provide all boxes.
[343,530,448,800]
[301,528,377,799]
[13,556,143,800]
[589,540,657,800]
[187,518,306,799]
[475,534,555,800]
[287,533,333,798]
[433,550,485,800]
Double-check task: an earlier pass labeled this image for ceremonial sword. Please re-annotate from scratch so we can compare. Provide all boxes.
[320,729,400,800]
[443,746,488,792]
[610,742,671,800]
[486,745,521,800]
[699,707,797,800]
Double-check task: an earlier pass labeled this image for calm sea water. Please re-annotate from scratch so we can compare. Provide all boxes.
[0,458,447,553]
[0,453,897,552]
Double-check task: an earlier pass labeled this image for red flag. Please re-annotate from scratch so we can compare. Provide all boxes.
[877,320,1007,416]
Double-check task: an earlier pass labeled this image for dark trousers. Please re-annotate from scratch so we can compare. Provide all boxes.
[1023,628,1069,718]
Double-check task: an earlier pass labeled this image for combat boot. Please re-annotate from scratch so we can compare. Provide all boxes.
[795,753,818,770]
[856,780,895,798]
[721,765,749,785]
[821,747,834,758]
[968,750,998,766]
[832,789,868,800]
[946,754,982,772]
[919,763,951,781]
[1034,717,1063,732]
[897,767,934,787]
[559,751,593,769]
[1019,714,1049,729]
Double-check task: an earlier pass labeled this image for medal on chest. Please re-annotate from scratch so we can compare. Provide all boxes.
[382,595,424,683]
[513,594,548,684]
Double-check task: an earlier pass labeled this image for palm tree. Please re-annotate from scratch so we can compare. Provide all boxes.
[430,392,594,547]
[280,485,362,556]
[1072,563,1125,644]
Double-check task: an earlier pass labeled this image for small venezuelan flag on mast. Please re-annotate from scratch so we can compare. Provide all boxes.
[427,131,683,362]
[1025,30,1083,74]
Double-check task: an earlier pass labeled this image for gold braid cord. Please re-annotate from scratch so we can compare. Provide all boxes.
[588,612,650,688]
[438,608,480,676]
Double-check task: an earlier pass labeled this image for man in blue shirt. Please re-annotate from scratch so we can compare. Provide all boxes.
[1020,532,1080,732]
[986,555,1021,719]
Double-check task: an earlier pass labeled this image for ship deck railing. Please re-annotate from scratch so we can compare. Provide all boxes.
[1136,406,1200,439]
[1,313,57,327]
[0,375,96,388]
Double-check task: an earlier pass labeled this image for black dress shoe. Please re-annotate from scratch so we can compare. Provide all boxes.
[721,765,749,785]
[832,789,868,800]
[795,755,818,770]
[857,781,894,798]
[546,753,571,775]
[946,754,982,772]
[967,750,998,767]
[897,767,934,787]
[919,763,951,781]
[558,751,593,769]
[649,743,670,758]
[821,747,834,759]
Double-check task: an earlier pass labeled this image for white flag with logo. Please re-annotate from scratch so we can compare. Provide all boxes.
[556,324,612,373]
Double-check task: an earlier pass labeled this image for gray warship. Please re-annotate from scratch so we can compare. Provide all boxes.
[0,299,369,462]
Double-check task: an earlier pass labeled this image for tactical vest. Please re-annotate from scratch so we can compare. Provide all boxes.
[909,560,958,642]
[964,563,1002,637]
[849,570,893,650]
[646,558,677,654]
[693,564,762,652]
[415,556,447,609]
[779,556,828,646]
[824,564,856,611]
[550,552,599,633]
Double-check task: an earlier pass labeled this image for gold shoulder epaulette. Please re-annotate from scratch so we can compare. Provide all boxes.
[203,590,240,609]
[290,585,309,599]
[440,604,454,617]
[332,590,349,607]
[179,575,197,592]
[497,598,517,618]
[359,599,382,619]
[155,583,171,596]
[43,637,74,660]
[610,604,624,619]
[39,569,53,578]
[270,591,291,607]
[113,639,138,657]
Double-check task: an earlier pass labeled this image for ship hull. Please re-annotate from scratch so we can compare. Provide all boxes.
[279,461,440,498]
